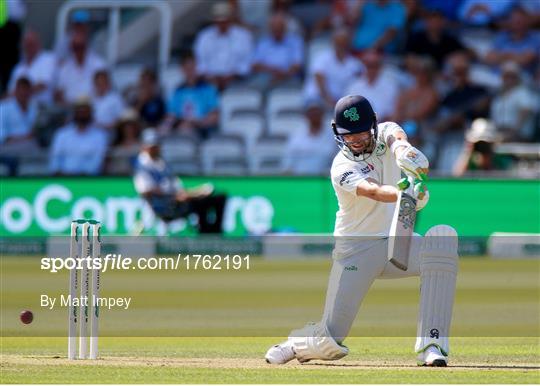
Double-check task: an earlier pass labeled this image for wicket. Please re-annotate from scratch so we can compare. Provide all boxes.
[68,219,102,360]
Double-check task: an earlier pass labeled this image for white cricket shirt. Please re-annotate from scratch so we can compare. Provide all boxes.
[330,122,403,237]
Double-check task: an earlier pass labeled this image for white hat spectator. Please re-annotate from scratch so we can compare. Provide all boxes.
[141,128,159,147]
[465,118,501,143]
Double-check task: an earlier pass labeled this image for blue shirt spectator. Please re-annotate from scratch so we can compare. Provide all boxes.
[168,83,219,122]
[352,0,406,53]
[458,0,515,26]
[485,6,540,75]
[251,12,304,89]
[254,33,303,71]
[49,100,108,175]
[0,77,37,144]
[167,54,219,139]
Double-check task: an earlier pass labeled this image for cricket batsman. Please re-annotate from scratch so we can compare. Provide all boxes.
[265,95,458,367]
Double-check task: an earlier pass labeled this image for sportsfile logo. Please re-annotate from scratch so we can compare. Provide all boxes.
[339,171,354,186]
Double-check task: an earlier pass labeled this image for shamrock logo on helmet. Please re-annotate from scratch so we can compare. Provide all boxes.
[343,107,359,122]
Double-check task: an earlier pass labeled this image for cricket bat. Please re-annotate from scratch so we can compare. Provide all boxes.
[388,176,417,270]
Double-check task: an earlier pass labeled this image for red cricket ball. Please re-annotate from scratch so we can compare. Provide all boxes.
[20,310,33,324]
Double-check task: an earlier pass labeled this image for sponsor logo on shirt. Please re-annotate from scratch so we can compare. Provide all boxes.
[359,163,374,175]
[339,171,354,186]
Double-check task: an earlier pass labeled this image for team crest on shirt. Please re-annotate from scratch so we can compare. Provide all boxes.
[375,142,386,156]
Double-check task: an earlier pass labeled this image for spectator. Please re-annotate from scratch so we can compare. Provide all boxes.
[404,8,466,69]
[194,1,254,90]
[350,0,406,53]
[49,98,108,175]
[133,129,227,233]
[304,28,364,108]
[114,109,141,151]
[250,12,304,89]
[0,0,25,93]
[458,0,515,26]
[430,52,490,172]
[346,49,400,122]
[490,61,538,142]
[519,0,540,27]
[285,99,336,175]
[54,30,106,104]
[393,56,439,143]
[131,68,166,127]
[54,9,91,63]
[0,77,39,151]
[8,29,56,104]
[453,118,510,176]
[231,0,271,31]
[484,6,540,75]
[231,0,303,36]
[311,0,359,37]
[165,53,219,139]
[420,0,463,21]
[91,70,125,131]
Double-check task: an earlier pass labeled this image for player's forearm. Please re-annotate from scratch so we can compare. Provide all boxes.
[386,129,409,157]
[356,180,399,203]
[371,185,399,202]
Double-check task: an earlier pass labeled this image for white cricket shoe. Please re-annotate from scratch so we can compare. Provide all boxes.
[265,340,296,364]
[417,345,448,367]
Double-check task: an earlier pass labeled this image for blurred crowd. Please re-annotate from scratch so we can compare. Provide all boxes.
[1,0,539,177]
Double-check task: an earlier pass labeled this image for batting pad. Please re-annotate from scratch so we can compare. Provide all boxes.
[289,322,349,362]
[416,225,459,356]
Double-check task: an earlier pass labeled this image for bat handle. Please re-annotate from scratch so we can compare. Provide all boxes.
[397,177,410,191]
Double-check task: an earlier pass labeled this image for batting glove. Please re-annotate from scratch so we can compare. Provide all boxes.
[396,177,430,211]
[413,179,429,211]
[395,145,429,180]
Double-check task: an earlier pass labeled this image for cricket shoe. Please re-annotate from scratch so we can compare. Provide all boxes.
[265,340,296,364]
[417,345,448,367]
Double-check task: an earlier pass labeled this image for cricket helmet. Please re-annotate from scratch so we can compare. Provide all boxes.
[332,95,378,161]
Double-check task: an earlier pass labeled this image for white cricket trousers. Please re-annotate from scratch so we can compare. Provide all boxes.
[321,234,457,355]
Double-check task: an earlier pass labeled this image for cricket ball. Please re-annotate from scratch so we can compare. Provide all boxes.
[20,310,33,324]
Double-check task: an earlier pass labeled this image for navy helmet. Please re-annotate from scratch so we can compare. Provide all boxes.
[332,95,378,161]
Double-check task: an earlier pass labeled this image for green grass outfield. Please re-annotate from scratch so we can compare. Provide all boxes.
[1,256,539,383]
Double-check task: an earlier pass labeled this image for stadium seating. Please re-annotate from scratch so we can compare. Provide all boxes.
[248,138,288,175]
[161,134,200,175]
[17,152,50,176]
[266,87,304,123]
[268,112,308,138]
[200,136,247,175]
[112,64,144,94]
[220,88,263,131]
[222,112,265,150]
